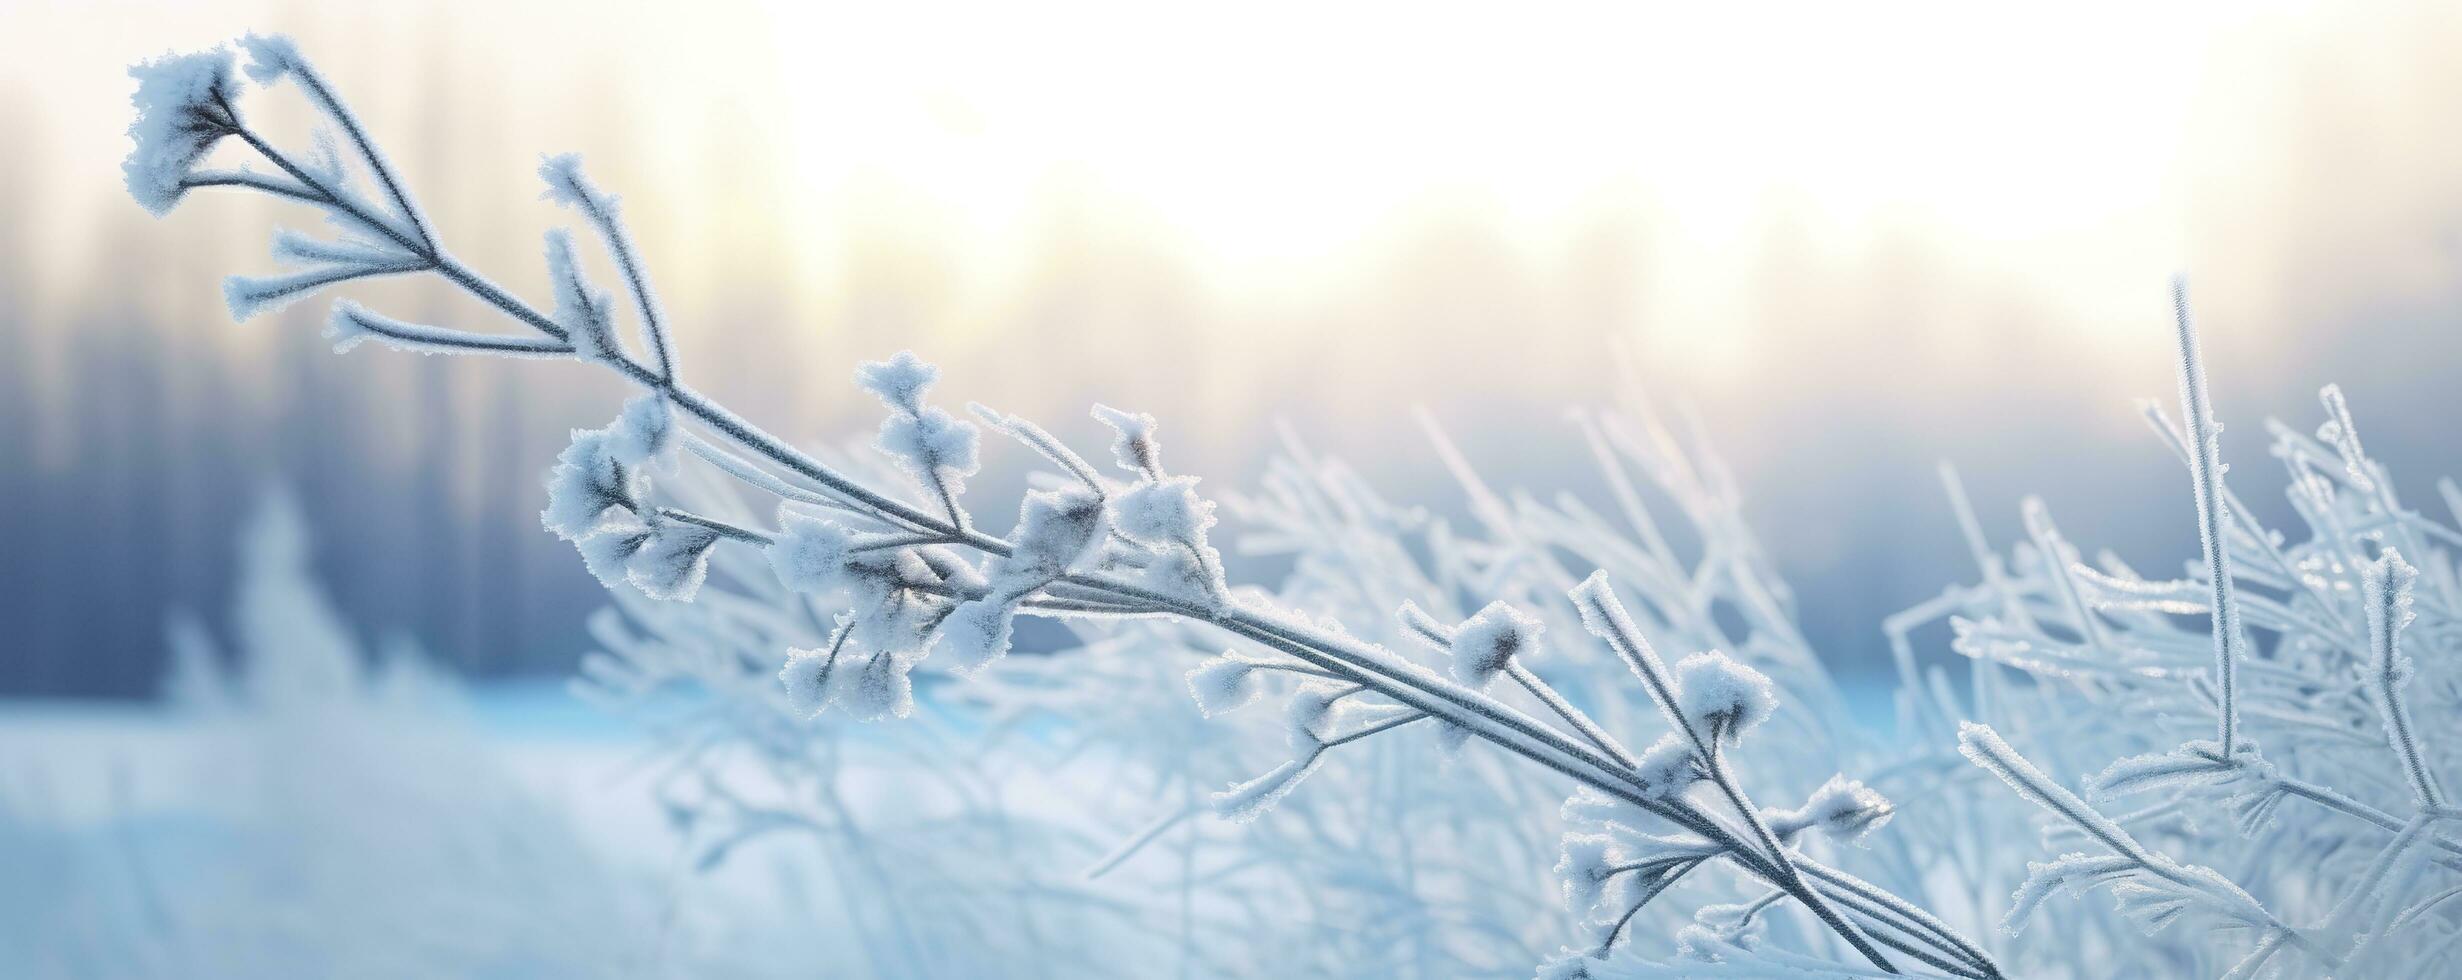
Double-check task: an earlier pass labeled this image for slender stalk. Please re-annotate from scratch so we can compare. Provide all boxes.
[655,508,772,545]
[1506,663,1639,768]
[182,170,322,204]
[849,533,962,554]
[2171,279,2243,755]
[2277,777,2462,864]
[2362,550,2444,810]
[1322,712,1431,748]
[332,305,572,358]
[1595,858,1705,955]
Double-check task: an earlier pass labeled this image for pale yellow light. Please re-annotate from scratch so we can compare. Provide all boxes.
[731,0,2320,371]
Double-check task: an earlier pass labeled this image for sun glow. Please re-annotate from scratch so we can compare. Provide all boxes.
[749,1,2240,269]
[701,0,2345,388]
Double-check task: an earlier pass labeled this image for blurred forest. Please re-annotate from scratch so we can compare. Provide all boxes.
[9,0,2462,694]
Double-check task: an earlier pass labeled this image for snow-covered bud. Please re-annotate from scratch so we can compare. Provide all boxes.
[1284,682,1348,753]
[1672,925,1739,961]
[1130,544,1225,607]
[1186,653,1265,717]
[1112,476,1214,546]
[573,516,651,589]
[1672,651,1776,744]
[931,487,1103,675]
[2362,548,2438,807]
[321,302,375,353]
[569,513,717,601]
[2319,384,2375,492]
[840,580,938,661]
[124,48,241,216]
[996,487,1104,584]
[778,644,840,717]
[856,350,939,415]
[606,394,674,468]
[1765,775,1894,845]
[1091,404,1161,474]
[235,33,301,84]
[1534,950,1597,980]
[932,599,1014,677]
[834,650,917,722]
[538,153,620,214]
[541,429,635,540]
[1634,733,1704,799]
[2364,548,2420,680]
[1554,833,1621,913]
[221,272,317,322]
[767,510,857,595]
[623,515,719,601]
[1447,600,1542,688]
[544,229,621,363]
[878,406,980,494]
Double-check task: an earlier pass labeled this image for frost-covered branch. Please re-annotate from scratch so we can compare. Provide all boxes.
[125,35,1990,977]
[1960,723,2302,946]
